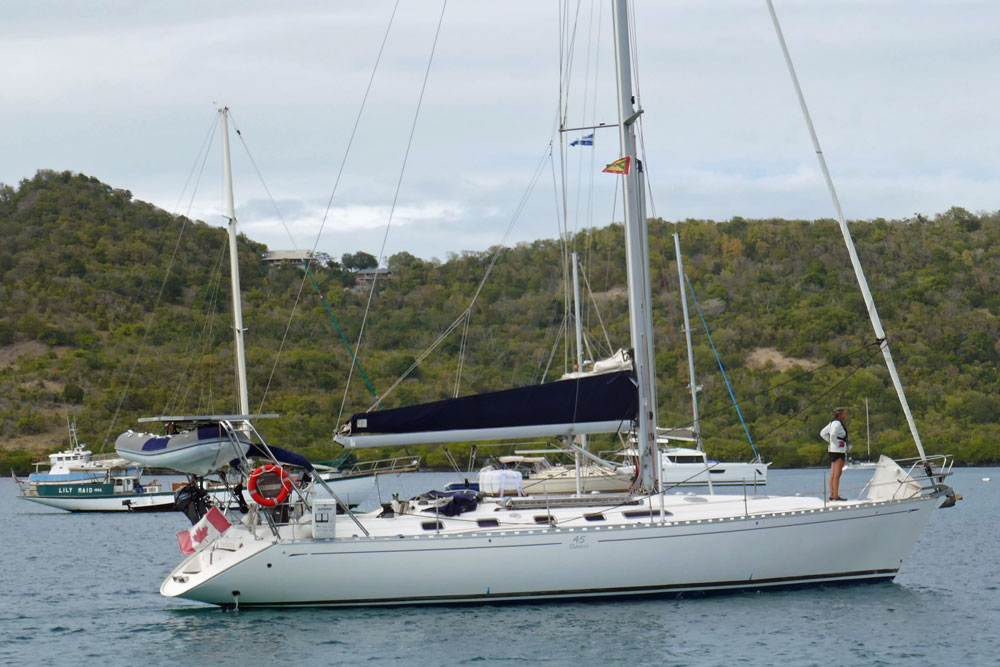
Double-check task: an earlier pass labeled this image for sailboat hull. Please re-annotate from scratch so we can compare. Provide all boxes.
[163,492,941,607]
[18,487,234,512]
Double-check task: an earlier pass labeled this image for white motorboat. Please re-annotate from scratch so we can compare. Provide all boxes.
[152,2,956,608]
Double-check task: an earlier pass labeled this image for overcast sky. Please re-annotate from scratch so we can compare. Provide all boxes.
[2,1,997,262]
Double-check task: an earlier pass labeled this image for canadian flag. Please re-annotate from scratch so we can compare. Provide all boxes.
[176,506,232,555]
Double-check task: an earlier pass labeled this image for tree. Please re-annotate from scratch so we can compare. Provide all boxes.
[341,251,377,271]
[63,383,85,404]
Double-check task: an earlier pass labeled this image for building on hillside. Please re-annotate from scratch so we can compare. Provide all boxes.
[262,249,332,267]
[354,267,392,289]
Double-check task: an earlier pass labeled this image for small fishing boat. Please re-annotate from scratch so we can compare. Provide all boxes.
[14,422,177,512]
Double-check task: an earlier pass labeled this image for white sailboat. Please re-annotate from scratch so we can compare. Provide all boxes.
[155,2,955,608]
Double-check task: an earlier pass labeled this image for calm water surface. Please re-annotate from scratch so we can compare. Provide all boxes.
[2,467,997,666]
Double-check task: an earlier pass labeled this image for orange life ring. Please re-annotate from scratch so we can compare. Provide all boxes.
[247,464,293,507]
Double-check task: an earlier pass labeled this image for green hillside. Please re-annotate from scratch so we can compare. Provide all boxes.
[2,170,997,472]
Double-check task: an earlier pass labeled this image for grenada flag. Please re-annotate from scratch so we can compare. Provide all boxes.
[602,156,630,174]
[177,506,231,555]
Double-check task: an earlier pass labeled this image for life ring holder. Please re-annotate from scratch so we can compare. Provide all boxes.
[247,464,293,507]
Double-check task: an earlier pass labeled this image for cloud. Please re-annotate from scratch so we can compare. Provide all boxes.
[2,1,998,261]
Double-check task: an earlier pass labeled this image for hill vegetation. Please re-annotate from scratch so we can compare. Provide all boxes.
[2,170,998,472]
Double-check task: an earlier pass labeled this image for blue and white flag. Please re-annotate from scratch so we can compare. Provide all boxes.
[570,133,594,147]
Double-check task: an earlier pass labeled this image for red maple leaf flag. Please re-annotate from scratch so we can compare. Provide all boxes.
[176,506,232,555]
[192,525,209,544]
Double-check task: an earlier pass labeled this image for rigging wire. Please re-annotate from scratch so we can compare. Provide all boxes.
[557,0,609,375]
[763,0,929,465]
[551,130,571,377]
[684,273,760,460]
[225,112,381,409]
[102,114,219,447]
[453,310,471,398]
[343,0,448,423]
[163,240,228,415]
[159,124,226,415]
[753,345,886,449]
[220,3,404,417]
[371,144,554,409]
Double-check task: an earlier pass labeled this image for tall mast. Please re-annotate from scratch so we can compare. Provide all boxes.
[673,233,701,450]
[220,108,251,420]
[572,252,585,379]
[572,251,586,496]
[612,0,658,493]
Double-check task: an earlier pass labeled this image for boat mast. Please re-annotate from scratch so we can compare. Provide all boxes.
[865,396,871,461]
[572,251,586,495]
[612,0,658,493]
[220,108,251,422]
[673,233,701,451]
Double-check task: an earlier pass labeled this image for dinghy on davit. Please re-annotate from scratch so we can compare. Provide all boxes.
[115,416,252,476]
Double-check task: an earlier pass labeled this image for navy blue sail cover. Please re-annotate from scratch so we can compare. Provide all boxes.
[240,443,315,471]
[346,369,637,435]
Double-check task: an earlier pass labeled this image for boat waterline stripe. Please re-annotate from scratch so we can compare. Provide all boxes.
[289,540,562,557]
[220,570,899,607]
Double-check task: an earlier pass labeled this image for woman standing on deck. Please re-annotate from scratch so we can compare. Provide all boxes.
[821,408,849,501]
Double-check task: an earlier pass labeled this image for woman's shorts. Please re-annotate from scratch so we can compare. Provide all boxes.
[829,452,846,463]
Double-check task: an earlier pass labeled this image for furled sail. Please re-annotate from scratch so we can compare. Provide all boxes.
[335,369,638,448]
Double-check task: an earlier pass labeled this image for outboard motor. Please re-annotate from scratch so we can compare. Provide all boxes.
[232,482,250,514]
[174,481,210,524]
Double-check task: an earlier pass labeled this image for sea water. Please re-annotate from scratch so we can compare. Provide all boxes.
[1,467,997,666]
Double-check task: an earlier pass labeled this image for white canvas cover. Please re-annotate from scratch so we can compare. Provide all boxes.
[865,455,923,500]
[477,469,523,497]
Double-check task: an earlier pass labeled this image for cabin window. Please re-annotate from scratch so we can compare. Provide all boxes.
[477,519,499,528]
[669,456,706,464]
[623,509,672,519]
[534,515,553,525]
[584,513,606,522]
[421,521,443,531]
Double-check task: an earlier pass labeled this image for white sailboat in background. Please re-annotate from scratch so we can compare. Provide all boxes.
[144,0,957,609]
[658,233,769,488]
[846,397,878,471]
[113,109,378,513]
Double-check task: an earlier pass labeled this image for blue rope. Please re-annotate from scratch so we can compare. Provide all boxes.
[684,274,761,460]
